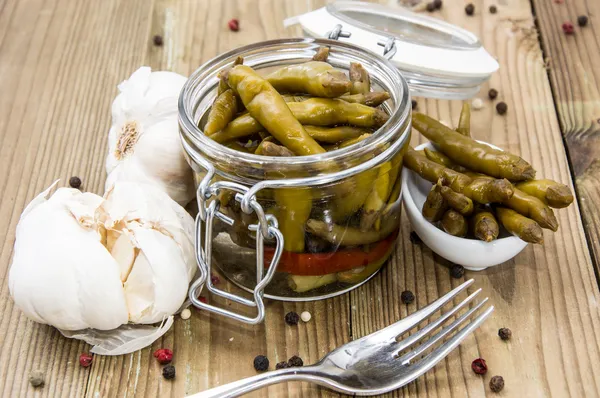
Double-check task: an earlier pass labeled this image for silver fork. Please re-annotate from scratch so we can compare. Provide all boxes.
[188,279,492,397]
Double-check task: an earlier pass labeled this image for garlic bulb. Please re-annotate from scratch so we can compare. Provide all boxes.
[105,67,194,206]
[8,182,129,331]
[9,181,196,333]
[99,181,196,324]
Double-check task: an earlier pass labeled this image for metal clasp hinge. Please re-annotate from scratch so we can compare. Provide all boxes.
[327,24,352,40]
[188,163,284,325]
[377,37,397,60]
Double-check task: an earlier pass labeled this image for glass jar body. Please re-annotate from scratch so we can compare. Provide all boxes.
[179,38,411,300]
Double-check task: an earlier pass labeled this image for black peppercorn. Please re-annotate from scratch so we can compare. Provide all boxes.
[285,311,300,326]
[488,88,498,100]
[450,264,465,279]
[162,365,176,380]
[426,2,435,12]
[410,231,422,245]
[401,290,415,304]
[69,176,82,189]
[489,375,505,393]
[577,15,588,27]
[496,101,508,115]
[433,0,442,9]
[489,5,497,14]
[275,361,289,369]
[288,355,304,367]
[498,327,512,340]
[465,4,475,16]
[411,99,418,110]
[153,35,164,46]
[253,355,269,371]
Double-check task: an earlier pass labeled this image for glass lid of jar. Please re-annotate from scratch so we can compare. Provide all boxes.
[284,1,499,99]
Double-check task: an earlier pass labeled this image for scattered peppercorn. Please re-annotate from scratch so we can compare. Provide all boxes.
[489,5,497,14]
[411,99,418,110]
[199,296,207,304]
[401,290,415,304]
[28,370,45,388]
[433,0,442,9]
[300,311,312,322]
[489,375,505,393]
[577,15,588,27]
[471,97,483,110]
[69,176,82,189]
[228,18,240,32]
[465,4,475,16]
[562,22,575,35]
[496,101,508,115]
[152,35,163,46]
[488,88,498,100]
[498,327,512,340]
[288,355,304,367]
[180,308,192,320]
[471,358,488,375]
[153,348,173,365]
[410,231,422,244]
[276,361,289,369]
[162,365,176,380]
[254,355,269,371]
[79,353,93,368]
[210,274,221,285]
[285,311,300,326]
[426,2,436,12]
[450,264,465,279]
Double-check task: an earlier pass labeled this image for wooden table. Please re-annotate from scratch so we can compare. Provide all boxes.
[1,0,600,396]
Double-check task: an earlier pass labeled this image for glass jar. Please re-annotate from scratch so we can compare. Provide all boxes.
[179,38,411,322]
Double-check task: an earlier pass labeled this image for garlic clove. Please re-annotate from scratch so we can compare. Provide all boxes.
[110,233,137,282]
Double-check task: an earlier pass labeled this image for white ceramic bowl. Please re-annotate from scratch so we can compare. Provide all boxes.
[401,142,528,270]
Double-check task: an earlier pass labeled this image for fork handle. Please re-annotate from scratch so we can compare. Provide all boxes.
[186,366,321,398]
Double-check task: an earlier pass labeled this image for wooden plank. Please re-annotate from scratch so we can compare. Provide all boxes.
[531,0,600,275]
[351,0,600,397]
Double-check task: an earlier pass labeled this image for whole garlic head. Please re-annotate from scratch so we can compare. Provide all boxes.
[8,183,129,331]
[105,67,194,206]
[9,181,197,332]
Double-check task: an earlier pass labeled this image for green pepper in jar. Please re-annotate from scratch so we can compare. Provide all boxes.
[204,90,238,136]
[349,62,370,95]
[225,65,326,156]
[266,61,352,98]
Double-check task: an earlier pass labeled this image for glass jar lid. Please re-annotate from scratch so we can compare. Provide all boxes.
[284,1,499,99]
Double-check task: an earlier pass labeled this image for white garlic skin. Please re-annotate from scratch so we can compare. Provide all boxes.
[105,67,194,206]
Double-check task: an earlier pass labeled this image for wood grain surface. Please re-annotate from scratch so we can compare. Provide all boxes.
[530,0,600,276]
[0,0,599,397]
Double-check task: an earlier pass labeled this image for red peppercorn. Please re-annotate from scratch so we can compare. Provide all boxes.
[228,19,240,32]
[210,274,221,285]
[562,22,575,35]
[153,348,173,365]
[471,358,488,375]
[199,296,207,304]
[79,353,93,368]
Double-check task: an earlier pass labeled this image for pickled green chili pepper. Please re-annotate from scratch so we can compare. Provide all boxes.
[436,183,474,216]
[471,208,499,242]
[225,65,326,156]
[266,61,352,97]
[422,185,448,222]
[515,179,573,208]
[275,188,312,252]
[338,92,390,107]
[312,46,330,62]
[456,103,471,136]
[204,90,238,135]
[361,162,392,231]
[303,125,371,143]
[255,140,294,157]
[496,207,543,244]
[423,148,468,172]
[349,62,370,95]
[412,113,536,181]
[441,209,468,237]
